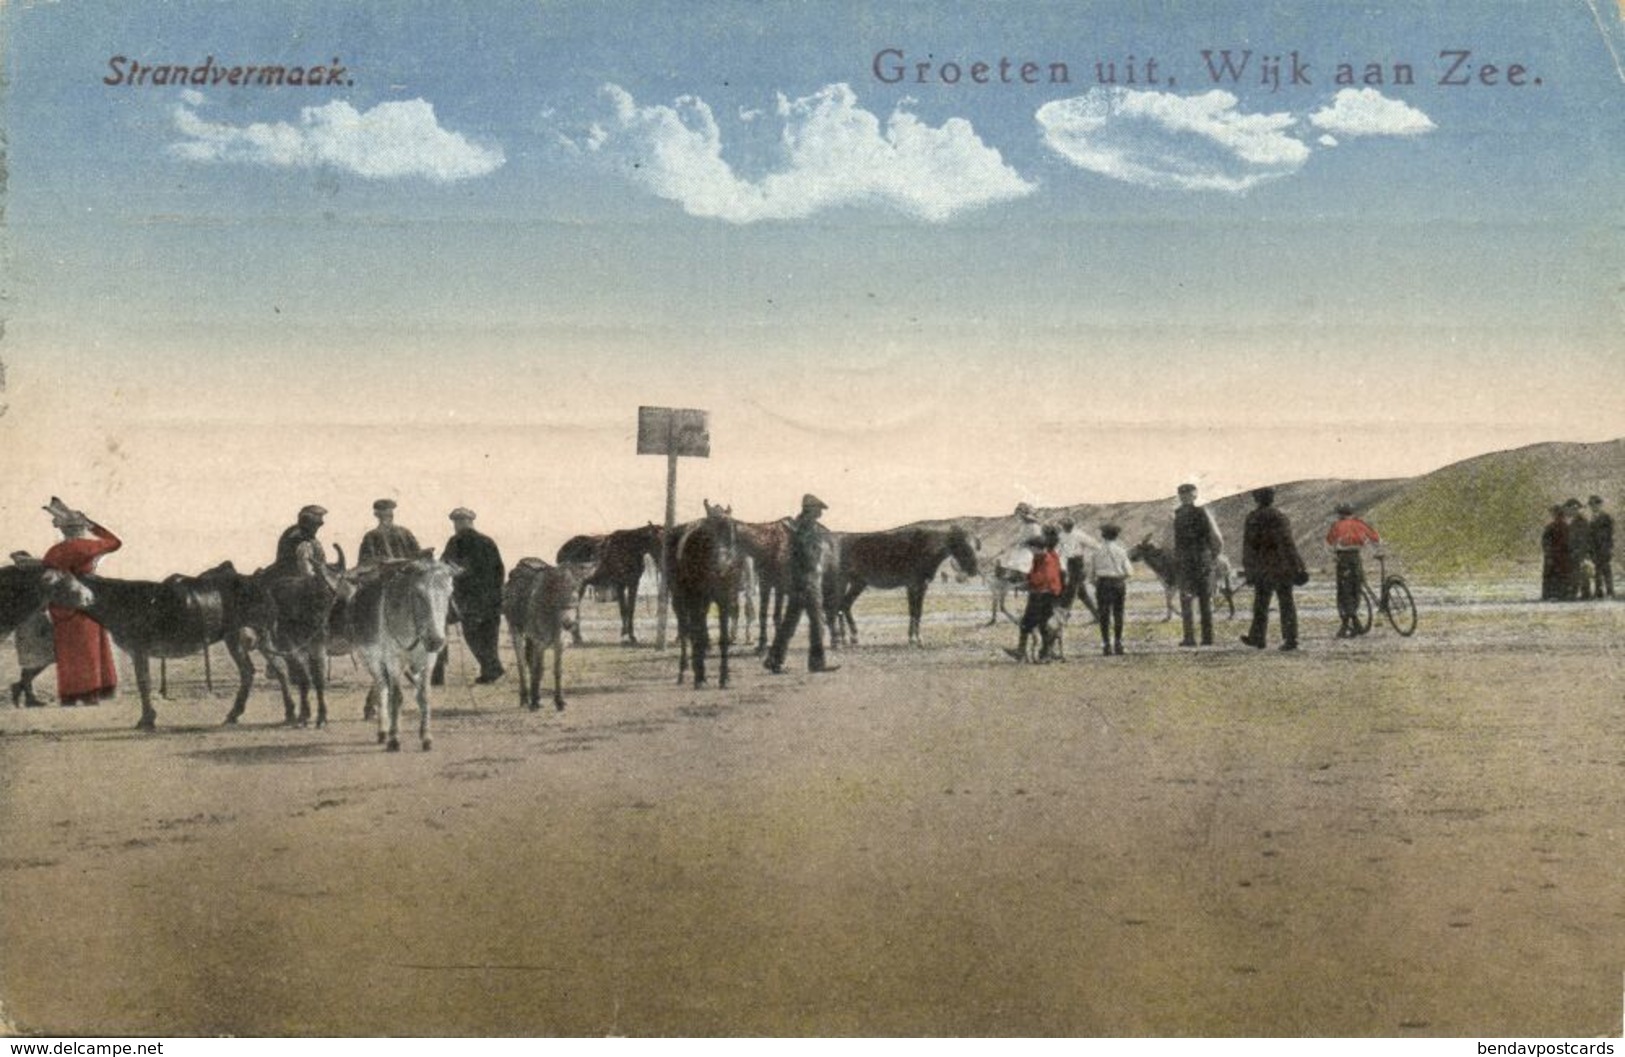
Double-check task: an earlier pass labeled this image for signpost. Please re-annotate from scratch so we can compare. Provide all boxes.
[637,406,710,648]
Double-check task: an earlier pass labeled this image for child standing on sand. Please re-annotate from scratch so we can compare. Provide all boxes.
[1088,523,1134,656]
[1007,525,1063,662]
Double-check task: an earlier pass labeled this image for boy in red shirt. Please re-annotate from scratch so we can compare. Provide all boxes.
[1007,526,1063,662]
[1326,502,1381,637]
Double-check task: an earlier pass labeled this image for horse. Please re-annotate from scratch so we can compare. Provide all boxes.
[733,518,791,651]
[557,524,662,645]
[57,564,274,730]
[1126,536,1238,621]
[668,500,745,688]
[836,525,980,645]
[238,544,349,728]
[347,556,461,752]
[509,561,589,712]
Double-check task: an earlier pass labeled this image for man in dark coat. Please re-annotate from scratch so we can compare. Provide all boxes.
[1563,498,1592,600]
[274,505,329,572]
[433,507,505,685]
[1172,483,1224,647]
[1239,487,1307,651]
[765,494,839,675]
[1540,505,1570,601]
[1587,495,1614,599]
[358,498,422,565]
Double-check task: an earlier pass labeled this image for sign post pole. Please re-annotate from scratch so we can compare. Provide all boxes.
[637,406,710,650]
[657,431,678,649]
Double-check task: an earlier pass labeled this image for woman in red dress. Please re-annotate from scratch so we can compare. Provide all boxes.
[41,501,122,707]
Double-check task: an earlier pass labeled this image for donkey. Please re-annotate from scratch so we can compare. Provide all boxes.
[512,562,589,712]
[58,564,274,730]
[1126,536,1237,621]
[2,563,91,706]
[348,556,461,752]
[241,544,349,728]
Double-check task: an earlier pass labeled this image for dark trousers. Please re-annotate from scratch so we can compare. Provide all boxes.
[768,586,827,670]
[1247,576,1298,647]
[1569,560,1593,601]
[1177,566,1213,644]
[1020,592,1056,634]
[1095,577,1126,648]
[1061,557,1099,620]
[431,610,504,683]
[1595,555,1614,598]
[1334,551,1364,625]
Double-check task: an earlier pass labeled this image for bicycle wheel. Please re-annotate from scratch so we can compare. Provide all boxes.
[1352,584,1375,635]
[1383,578,1417,637]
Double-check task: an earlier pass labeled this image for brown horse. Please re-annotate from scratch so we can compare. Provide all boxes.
[837,525,980,645]
[560,523,662,646]
[668,501,744,688]
[734,517,792,651]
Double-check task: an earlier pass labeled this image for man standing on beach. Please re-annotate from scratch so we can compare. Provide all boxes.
[435,508,506,685]
[765,494,839,675]
[1326,503,1380,637]
[358,498,422,565]
[1240,487,1307,652]
[1587,495,1614,599]
[1563,498,1592,601]
[1172,483,1223,647]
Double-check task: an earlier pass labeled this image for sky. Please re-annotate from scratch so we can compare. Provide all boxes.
[1,0,1622,575]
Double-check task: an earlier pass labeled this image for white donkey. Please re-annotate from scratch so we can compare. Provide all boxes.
[350,557,461,752]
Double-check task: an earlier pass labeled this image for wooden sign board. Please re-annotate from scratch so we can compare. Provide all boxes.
[637,406,710,458]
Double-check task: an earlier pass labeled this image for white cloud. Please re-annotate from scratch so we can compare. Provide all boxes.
[1308,88,1436,137]
[1036,88,1310,193]
[577,82,1035,222]
[1319,133,1340,147]
[171,97,504,182]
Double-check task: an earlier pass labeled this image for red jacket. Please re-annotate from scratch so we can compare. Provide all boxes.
[1326,517,1380,550]
[43,525,122,700]
[1026,550,1063,595]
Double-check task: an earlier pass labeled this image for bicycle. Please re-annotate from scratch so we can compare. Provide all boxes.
[1349,552,1417,637]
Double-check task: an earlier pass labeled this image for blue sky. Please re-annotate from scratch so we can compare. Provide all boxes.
[2,1,1622,569]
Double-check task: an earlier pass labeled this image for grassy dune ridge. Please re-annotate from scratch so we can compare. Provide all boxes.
[909,438,1623,582]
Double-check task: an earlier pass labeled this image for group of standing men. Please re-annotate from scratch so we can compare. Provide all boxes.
[1540,496,1614,602]
[1181,483,1311,653]
[1003,483,1325,658]
[277,500,510,685]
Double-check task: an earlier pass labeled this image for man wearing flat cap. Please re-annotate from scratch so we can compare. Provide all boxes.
[359,499,422,566]
[1171,482,1223,647]
[274,504,330,572]
[1240,487,1307,651]
[1325,502,1380,638]
[765,494,839,675]
[1562,498,1592,600]
[434,507,506,685]
[1587,495,1613,599]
